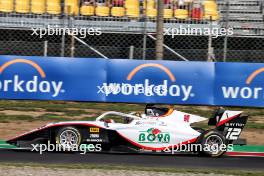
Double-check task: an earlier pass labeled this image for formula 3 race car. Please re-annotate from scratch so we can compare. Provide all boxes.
[7,105,248,157]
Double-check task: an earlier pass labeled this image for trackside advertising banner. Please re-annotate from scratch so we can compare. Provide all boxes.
[0,56,107,101]
[0,55,264,107]
[215,62,264,107]
[105,60,214,105]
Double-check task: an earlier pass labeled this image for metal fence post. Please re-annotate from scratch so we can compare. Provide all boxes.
[61,20,66,57]
[207,18,213,62]
[69,15,75,58]
[223,0,230,62]
[61,5,69,57]
[142,16,147,60]
[70,33,75,57]
[156,0,164,60]
[43,40,48,57]
[129,45,135,59]
[61,28,66,57]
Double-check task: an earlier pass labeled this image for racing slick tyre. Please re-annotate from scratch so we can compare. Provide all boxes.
[56,126,82,151]
[198,130,226,157]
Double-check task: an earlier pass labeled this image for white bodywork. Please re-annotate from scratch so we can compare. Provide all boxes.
[43,110,206,150]
[93,110,207,150]
[9,109,244,151]
[218,110,243,123]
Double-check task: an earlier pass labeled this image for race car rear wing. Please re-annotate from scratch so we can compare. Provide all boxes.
[208,107,248,143]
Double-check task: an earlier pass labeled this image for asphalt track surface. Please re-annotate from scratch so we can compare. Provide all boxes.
[0,149,263,170]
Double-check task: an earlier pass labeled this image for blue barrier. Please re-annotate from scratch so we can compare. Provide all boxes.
[215,62,264,107]
[0,56,107,101]
[0,55,264,107]
[106,60,214,105]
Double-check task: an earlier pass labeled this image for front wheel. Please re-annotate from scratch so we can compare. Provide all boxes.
[56,126,82,151]
[198,130,227,157]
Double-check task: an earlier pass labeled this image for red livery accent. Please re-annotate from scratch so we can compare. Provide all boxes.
[217,114,240,127]
[184,114,190,122]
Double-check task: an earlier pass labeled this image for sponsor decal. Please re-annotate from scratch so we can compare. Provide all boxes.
[225,123,245,127]
[0,59,64,97]
[138,128,170,144]
[97,63,194,101]
[90,127,100,133]
[135,121,166,126]
[90,134,100,138]
[221,68,264,100]
[86,138,103,142]
[184,114,190,122]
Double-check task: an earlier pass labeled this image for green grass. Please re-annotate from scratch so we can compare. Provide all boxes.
[0,100,263,129]
[0,100,143,112]
[245,123,264,129]
[0,114,35,122]
[0,163,263,175]
[37,114,70,121]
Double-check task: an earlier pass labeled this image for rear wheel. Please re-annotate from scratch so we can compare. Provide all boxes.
[198,130,226,157]
[56,126,82,151]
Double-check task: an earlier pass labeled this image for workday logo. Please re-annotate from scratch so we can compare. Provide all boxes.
[0,59,64,97]
[97,63,194,101]
[222,68,264,99]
